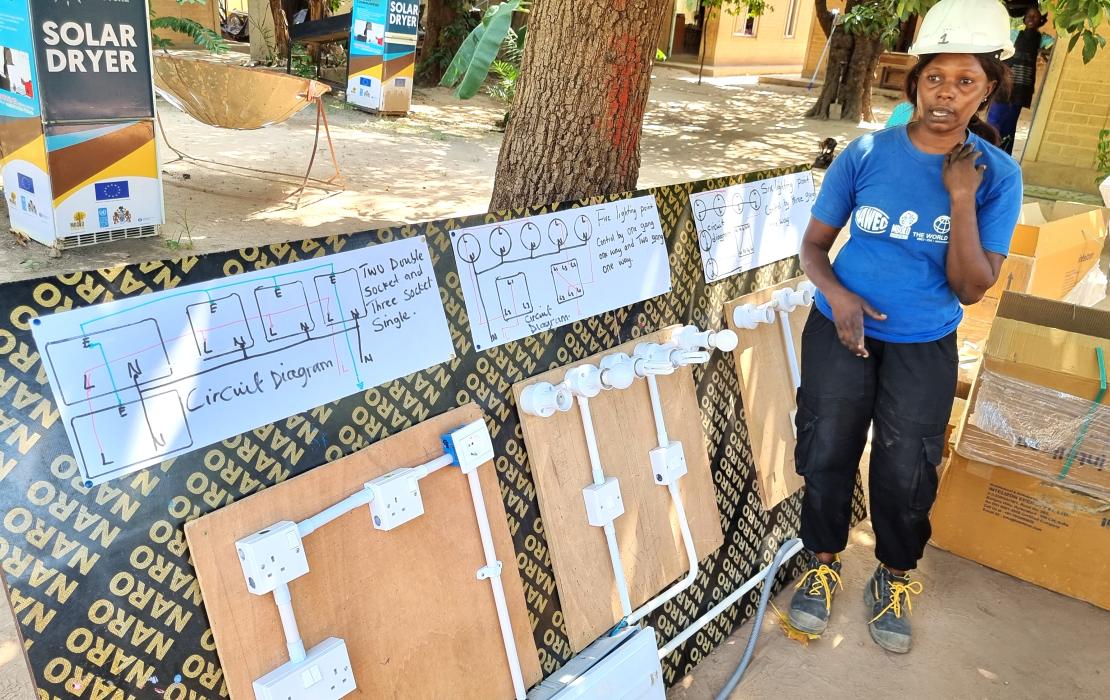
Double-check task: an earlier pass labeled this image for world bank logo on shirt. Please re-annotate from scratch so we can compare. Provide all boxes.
[16,173,34,194]
[854,206,890,234]
[933,215,951,235]
[95,181,130,201]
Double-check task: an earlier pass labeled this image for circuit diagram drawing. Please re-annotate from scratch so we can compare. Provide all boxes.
[32,238,455,486]
[450,195,672,351]
[690,171,817,283]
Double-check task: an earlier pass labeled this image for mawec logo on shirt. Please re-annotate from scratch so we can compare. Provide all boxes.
[854,206,889,234]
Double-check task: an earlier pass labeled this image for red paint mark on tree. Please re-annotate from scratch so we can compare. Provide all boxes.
[602,32,646,178]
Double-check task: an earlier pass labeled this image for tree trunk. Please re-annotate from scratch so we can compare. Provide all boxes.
[838,34,882,122]
[805,30,854,119]
[858,37,885,123]
[490,0,671,211]
[269,0,290,59]
[418,0,461,85]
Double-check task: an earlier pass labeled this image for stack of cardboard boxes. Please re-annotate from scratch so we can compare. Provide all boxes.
[934,200,1110,610]
[955,202,1107,397]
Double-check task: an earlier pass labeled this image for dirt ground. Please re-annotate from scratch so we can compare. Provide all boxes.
[670,521,1110,700]
[0,65,897,283]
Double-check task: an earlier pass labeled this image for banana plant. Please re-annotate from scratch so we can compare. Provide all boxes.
[150,0,227,54]
[440,1,527,99]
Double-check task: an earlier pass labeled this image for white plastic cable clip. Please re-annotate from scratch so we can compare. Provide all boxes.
[733,302,776,329]
[477,561,504,581]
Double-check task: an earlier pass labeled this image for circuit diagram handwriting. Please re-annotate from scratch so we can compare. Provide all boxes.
[691,171,817,283]
[32,237,454,485]
[450,195,671,351]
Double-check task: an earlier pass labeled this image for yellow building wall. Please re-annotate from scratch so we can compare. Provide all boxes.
[702,3,817,76]
[1023,26,1110,195]
[151,0,221,47]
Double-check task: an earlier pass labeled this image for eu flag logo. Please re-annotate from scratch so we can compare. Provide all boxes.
[95,181,130,200]
[17,173,33,193]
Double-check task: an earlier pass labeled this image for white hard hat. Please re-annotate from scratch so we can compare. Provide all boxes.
[909,0,1015,60]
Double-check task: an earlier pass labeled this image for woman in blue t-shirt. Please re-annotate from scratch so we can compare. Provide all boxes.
[786,0,1024,655]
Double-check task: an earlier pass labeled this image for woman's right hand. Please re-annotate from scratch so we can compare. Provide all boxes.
[826,289,886,358]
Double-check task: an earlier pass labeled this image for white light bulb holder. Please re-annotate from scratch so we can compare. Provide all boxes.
[669,347,710,367]
[733,303,776,330]
[520,381,574,418]
[633,355,674,377]
[599,353,636,390]
[772,284,816,313]
[673,325,739,353]
[564,364,603,398]
[797,281,817,306]
[633,343,676,374]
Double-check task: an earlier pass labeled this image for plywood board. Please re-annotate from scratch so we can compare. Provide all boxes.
[184,405,541,700]
[723,277,810,510]
[512,328,725,652]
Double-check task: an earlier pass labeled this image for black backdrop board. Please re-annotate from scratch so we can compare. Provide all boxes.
[29,0,155,123]
[0,170,866,698]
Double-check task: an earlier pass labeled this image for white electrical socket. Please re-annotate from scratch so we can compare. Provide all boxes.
[366,468,424,531]
[582,477,625,527]
[649,441,688,485]
[235,521,310,595]
[445,420,495,474]
[252,637,356,700]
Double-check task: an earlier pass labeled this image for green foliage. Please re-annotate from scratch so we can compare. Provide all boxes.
[441,1,527,99]
[841,2,902,48]
[1096,129,1110,180]
[289,43,316,78]
[487,60,520,103]
[418,0,481,84]
[702,0,769,15]
[150,0,228,54]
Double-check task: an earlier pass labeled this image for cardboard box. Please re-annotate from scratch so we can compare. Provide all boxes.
[956,293,1110,499]
[944,397,966,458]
[955,202,1106,397]
[930,453,1110,611]
[1010,202,1106,300]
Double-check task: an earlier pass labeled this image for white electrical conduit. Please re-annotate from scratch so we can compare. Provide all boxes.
[292,450,525,697]
[296,453,455,537]
[778,309,802,390]
[577,394,634,617]
[466,468,528,700]
[659,538,804,658]
[273,582,307,663]
[646,374,670,448]
[627,374,699,626]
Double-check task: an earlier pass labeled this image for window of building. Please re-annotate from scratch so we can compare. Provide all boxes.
[734,9,758,37]
[783,0,801,38]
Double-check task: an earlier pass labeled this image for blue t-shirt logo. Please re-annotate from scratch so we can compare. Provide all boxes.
[810,126,1023,343]
[854,206,890,234]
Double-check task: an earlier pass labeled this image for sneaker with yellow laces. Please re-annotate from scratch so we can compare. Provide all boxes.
[787,552,843,635]
[865,564,923,653]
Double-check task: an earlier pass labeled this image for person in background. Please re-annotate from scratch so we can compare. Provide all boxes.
[885,101,915,128]
[0,48,11,94]
[987,5,1054,155]
[786,0,1023,654]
